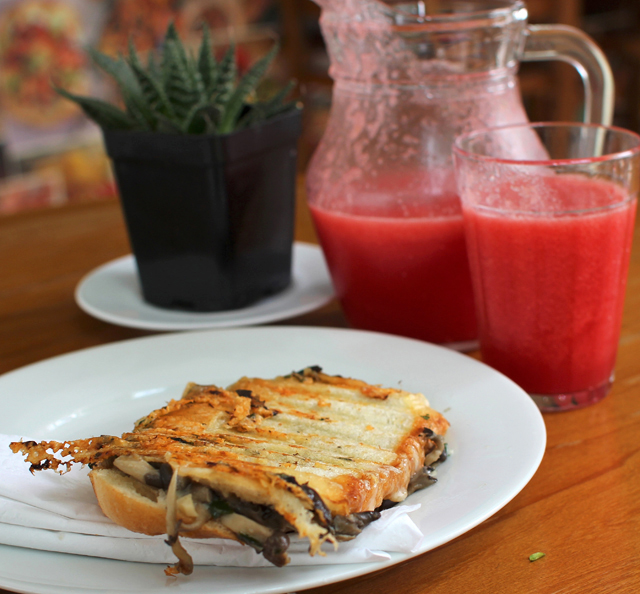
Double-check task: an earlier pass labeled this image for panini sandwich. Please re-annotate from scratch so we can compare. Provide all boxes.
[10,366,449,575]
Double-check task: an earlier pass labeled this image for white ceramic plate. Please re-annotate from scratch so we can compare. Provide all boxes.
[74,243,335,331]
[0,327,546,594]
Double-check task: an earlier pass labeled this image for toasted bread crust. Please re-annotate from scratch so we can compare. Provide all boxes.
[89,469,166,535]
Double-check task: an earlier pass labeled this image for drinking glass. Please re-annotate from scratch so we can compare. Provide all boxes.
[453,123,640,411]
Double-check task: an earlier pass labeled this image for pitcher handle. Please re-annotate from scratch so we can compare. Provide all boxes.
[522,24,614,126]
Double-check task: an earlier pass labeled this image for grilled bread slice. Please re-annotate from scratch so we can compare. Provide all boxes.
[10,366,449,575]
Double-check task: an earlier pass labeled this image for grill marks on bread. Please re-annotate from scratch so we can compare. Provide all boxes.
[10,367,449,574]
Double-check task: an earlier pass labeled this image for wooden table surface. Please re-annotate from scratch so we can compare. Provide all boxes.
[1,189,640,594]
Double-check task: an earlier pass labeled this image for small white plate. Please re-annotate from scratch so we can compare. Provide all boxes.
[0,326,546,594]
[74,242,335,331]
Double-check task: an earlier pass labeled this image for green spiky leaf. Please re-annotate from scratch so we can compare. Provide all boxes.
[163,39,201,121]
[54,86,135,130]
[211,42,236,105]
[197,25,217,93]
[164,21,180,44]
[218,43,279,134]
[128,39,175,119]
[88,48,156,130]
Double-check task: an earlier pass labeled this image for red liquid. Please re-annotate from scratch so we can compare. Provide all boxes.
[463,175,637,394]
[310,202,477,345]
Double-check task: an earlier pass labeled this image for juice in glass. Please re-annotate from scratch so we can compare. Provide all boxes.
[454,122,640,411]
[463,175,636,399]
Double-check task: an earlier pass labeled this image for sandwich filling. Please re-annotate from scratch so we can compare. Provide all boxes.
[10,366,449,575]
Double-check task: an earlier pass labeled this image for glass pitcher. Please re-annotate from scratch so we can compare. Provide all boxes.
[306,0,614,350]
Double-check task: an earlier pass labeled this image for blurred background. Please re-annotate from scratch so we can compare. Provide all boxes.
[0,0,638,215]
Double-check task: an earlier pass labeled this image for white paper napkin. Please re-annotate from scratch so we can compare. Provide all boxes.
[0,434,425,566]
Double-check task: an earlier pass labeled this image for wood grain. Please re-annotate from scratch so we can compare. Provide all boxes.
[1,183,640,594]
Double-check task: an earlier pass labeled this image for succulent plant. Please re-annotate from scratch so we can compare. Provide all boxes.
[56,23,297,135]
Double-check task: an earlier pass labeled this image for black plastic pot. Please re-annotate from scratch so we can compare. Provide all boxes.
[103,108,302,312]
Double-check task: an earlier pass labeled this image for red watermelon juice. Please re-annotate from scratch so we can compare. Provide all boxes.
[309,194,477,346]
[463,174,636,401]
